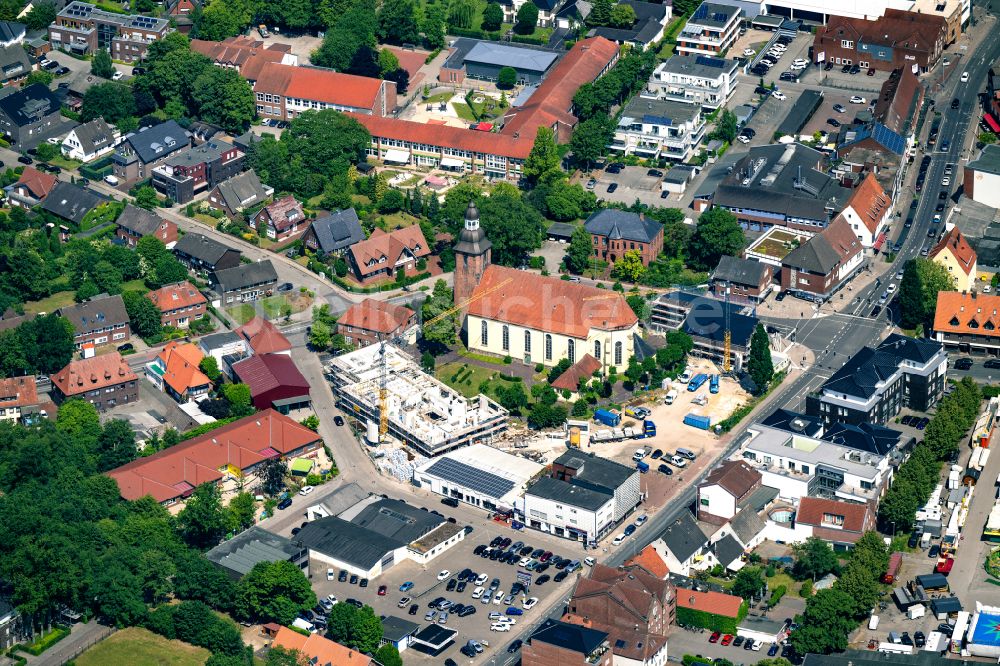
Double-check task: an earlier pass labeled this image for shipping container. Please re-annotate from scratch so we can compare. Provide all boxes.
[643,420,656,438]
[594,409,621,427]
[683,413,711,430]
[882,552,903,583]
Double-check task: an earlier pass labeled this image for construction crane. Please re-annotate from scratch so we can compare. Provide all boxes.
[722,281,732,374]
[375,277,513,441]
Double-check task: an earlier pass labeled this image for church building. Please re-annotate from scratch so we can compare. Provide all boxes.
[454,202,639,372]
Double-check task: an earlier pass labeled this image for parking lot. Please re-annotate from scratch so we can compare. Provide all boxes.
[799,90,872,138]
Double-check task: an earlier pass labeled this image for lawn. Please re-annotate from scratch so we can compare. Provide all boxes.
[75,627,210,666]
[379,211,421,229]
[452,101,478,122]
[767,570,797,596]
[259,292,312,319]
[436,361,507,399]
[423,92,454,104]
[226,303,256,325]
[25,290,75,315]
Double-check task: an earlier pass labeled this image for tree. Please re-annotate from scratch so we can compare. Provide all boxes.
[898,258,955,329]
[23,0,56,30]
[790,588,857,655]
[497,66,518,90]
[980,131,998,145]
[479,187,546,266]
[81,82,137,124]
[515,1,539,32]
[234,560,316,625]
[731,566,766,600]
[482,2,504,30]
[377,0,421,45]
[711,109,738,143]
[350,606,385,653]
[747,323,774,393]
[92,48,115,79]
[496,383,529,413]
[570,114,613,167]
[565,224,594,274]
[200,356,221,383]
[267,647,308,666]
[97,419,138,471]
[528,402,568,429]
[258,457,288,497]
[56,398,102,440]
[609,3,636,26]
[626,293,650,320]
[612,250,646,283]
[26,314,75,374]
[374,645,403,666]
[191,67,256,133]
[177,483,230,549]
[134,186,160,210]
[195,0,245,40]
[25,70,53,87]
[792,537,840,581]
[588,0,613,25]
[122,290,163,339]
[524,127,562,185]
[35,142,58,162]
[222,383,252,411]
[688,207,745,271]
[421,280,457,349]
[152,256,189,289]
[309,319,332,350]
[312,0,378,72]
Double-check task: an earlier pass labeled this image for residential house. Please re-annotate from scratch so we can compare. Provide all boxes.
[206,169,273,219]
[4,166,56,208]
[0,375,38,424]
[675,2,741,56]
[145,341,211,402]
[57,294,130,348]
[151,140,244,204]
[270,627,372,665]
[190,35,298,84]
[252,195,304,241]
[232,353,311,412]
[805,333,947,425]
[0,21,25,47]
[780,218,864,301]
[561,613,669,666]
[556,0,592,29]
[146,281,207,329]
[106,409,322,504]
[0,44,31,87]
[964,145,1000,209]
[643,54,739,110]
[568,563,676,635]
[40,181,105,226]
[523,451,641,543]
[697,460,763,525]
[655,510,709,575]
[929,226,977,292]
[584,209,665,266]
[495,0,564,28]
[50,352,138,411]
[675,588,745,628]
[165,0,199,16]
[835,173,892,249]
[173,232,241,273]
[714,504,768,552]
[0,83,62,147]
[0,598,25,651]
[795,496,876,550]
[60,117,116,162]
[114,204,178,248]
[710,256,773,303]
[932,291,1000,355]
[611,96,706,162]
[253,62,397,121]
[348,226,430,284]
[550,354,602,396]
[210,260,278,304]
[236,316,291,355]
[590,0,671,51]
[111,120,191,187]
[302,208,365,256]
[337,298,416,348]
[812,9,946,73]
[521,619,613,666]
[48,1,170,62]
[198,330,249,379]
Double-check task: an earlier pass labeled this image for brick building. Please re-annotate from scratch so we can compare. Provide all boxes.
[780,218,864,301]
[146,281,207,329]
[151,140,244,204]
[253,195,305,241]
[583,209,665,266]
[567,562,675,635]
[57,294,130,348]
[521,619,612,666]
[348,227,430,284]
[48,1,169,62]
[253,62,396,121]
[710,256,773,303]
[813,9,946,73]
[51,352,138,411]
[337,299,416,348]
[115,204,178,248]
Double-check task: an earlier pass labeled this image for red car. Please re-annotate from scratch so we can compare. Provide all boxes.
[377,585,387,596]
[721,635,734,646]
[710,632,721,643]
[540,551,553,562]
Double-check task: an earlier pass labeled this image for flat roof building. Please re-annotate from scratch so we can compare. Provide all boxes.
[441,38,560,85]
[205,526,307,579]
[414,443,543,511]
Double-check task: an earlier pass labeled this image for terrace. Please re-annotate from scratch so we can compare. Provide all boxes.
[744,227,814,267]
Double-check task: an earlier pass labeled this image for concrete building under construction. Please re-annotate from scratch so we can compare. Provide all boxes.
[325,344,508,457]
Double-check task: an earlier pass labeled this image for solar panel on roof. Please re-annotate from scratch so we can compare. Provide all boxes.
[424,457,515,499]
[695,55,725,68]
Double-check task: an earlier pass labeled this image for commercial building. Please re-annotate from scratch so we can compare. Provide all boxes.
[174,232,241,273]
[147,281,207,329]
[523,451,641,543]
[107,410,322,504]
[676,2,742,56]
[834,173,892,249]
[151,140,245,204]
[611,96,706,162]
[522,619,613,666]
[933,291,1000,355]
[210,260,278,304]
[964,145,1000,209]
[643,54,739,110]
[205,528,306,580]
[206,169,273,219]
[253,62,396,121]
[51,352,138,411]
[145,341,211,403]
[58,294,130,348]
[0,84,63,148]
[232,353,311,413]
[48,1,169,62]
[710,256,774,303]
[440,38,560,85]
[112,121,191,186]
[347,226,430,284]
[413,443,544,512]
[568,563,676,635]
[253,195,305,241]
[805,333,947,425]
[336,298,416,348]
[115,204,178,248]
[780,217,864,301]
[929,227,977,292]
[812,9,946,73]
[327,344,508,456]
[60,118,116,162]
[302,208,365,255]
[698,460,764,525]
[649,293,757,371]
[795,496,876,549]
[584,209,665,266]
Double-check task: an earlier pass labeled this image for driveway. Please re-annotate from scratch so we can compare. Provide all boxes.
[23,620,113,666]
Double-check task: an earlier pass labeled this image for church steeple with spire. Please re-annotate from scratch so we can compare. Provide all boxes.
[453,201,492,308]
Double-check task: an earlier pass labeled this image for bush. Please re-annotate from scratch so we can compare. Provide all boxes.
[534,363,545,373]
[799,579,813,597]
[769,585,786,605]
[22,628,69,656]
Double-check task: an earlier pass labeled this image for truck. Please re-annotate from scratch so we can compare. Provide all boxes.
[636,460,649,473]
[709,374,720,394]
[594,409,621,427]
[683,413,711,430]
[935,557,954,575]
[687,373,709,392]
[664,389,679,405]
[642,420,656,438]
[882,552,903,583]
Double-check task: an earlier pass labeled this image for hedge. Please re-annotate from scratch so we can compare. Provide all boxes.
[675,601,747,634]
[21,627,69,656]
[180,416,239,441]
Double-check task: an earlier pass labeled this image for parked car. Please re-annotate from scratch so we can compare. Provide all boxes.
[606,183,618,193]
[850,96,867,104]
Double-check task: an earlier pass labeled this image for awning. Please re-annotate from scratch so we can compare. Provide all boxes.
[440,157,464,168]
[986,114,1000,133]
[259,446,280,459]
[873,232,888,251]
[383,148,411,163]
[290,458,314,474]
[272,395,310,407]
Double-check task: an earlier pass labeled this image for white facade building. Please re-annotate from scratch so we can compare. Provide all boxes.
[965,145,1000,209]
[643,54,739,110]
[675,2,741,56]
[611,97,706,161]
[414,444,544,512]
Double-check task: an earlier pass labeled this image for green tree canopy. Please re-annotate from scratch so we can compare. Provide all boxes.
[497,66,518,89]
[524,127,563,185]
[515,1,539,32]
[176,483,230,549]
[92,48,115,79]
[122,290,163,339]
[731,565,766,600]
[609,3,636,26]
[234,560,317,625]
[482,1,504,30]
[898,258,955,329]
[377,0,421,45]
[81,82,137,124]
[565,224,594,274]
[746,323,774,393]
[791,537,840,581]
[688,207,745,271]
[569,114,614,167]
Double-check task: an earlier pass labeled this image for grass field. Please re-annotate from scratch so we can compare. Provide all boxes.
[75,627,210,666]
[436,362,502,399]
[226,303,256,325]
[25,290,75,315]
[452,102,478,122]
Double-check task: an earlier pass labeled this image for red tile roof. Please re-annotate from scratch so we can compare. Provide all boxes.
[190,36,290,81]
[156,341,210,396]
[15,166,57,200]
[930,227,977,276]
[933,291,1000,338]
[468,265,638,338]
[337,298,415,336]
[352,113,533,160]
[817,10,945,55]
[256,195,304,233]
[350,226,430,278]
[0,375,38,411]
[107,410,321,502]
[272,627,371,665]
[675,588,743,618]
[701,460,760,500]
[795,497,873,533]
[51,352,137,397]
[843,173,891,235]
[255,62,384,111]
[624,545,670,578]
[551,354,602,392]
[236,316,291,354]
[232,353,310,397]
[147,281,207,313]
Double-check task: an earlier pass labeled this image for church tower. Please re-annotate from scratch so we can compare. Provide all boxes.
[453,201,492,308]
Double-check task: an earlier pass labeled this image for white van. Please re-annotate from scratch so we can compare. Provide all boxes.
[292,617,316,633]
[633,448,646,461]
[104,174,119,186]
[665,389,679,405]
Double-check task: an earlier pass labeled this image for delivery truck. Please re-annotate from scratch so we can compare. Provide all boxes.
[664,389,679,405]
[594,409,621,427]
[683,413,711,430]
[709,374,720,394]
[687,373,709,392]
[882,552,903,584]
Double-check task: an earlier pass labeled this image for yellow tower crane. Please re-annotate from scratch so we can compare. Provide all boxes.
[722,281,732,374]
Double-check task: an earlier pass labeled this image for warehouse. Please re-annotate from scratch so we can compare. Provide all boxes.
[413,443,544,512]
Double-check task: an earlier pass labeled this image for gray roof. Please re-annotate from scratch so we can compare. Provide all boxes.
[322,481,371,517]
[198,330,241,352]
[820,333,942,399]
[622,0,668,22]
[350,498,444,543]
[381,615,420,642]
[659,54,738,80]
[0,83,59,128]
[463,41,559,73]
[547,222,577,240]
[967,144,1000,176]
[0,21,25,43]
[591,17,664,45]
[711,533,743,566]
[0,44,30,81]
[553,450,636,491]
[803,649,953,666]
[526,476,612,511]
[119,120,189,165]
[71,118,114,156]
[40,181,105,224]
[58,294,129,335]
[204,526,301,576]
[777,89,824,137]
[729,508,766,546]
[584,209,662,244]
[212,260,278,293]
[174,232,239,265]
[686,1,740,27]
[664,165,696,184]
[58,2,169,31]
[782,233,843,274]
[658,510,707,563]
[213,169,270,213]
[164,140,231,168]
[530,619,608,655]
[309,208,365,253]
[296,516,406,569]
[712,255,767,286]
[116,203,162,236]
[620,96,699,128]
[741,485,778,512]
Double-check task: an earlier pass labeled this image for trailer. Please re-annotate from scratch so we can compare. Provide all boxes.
[882,552,903,584]
[642,420,656,438]
[594,409,621,427]
[683,413,712,430]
